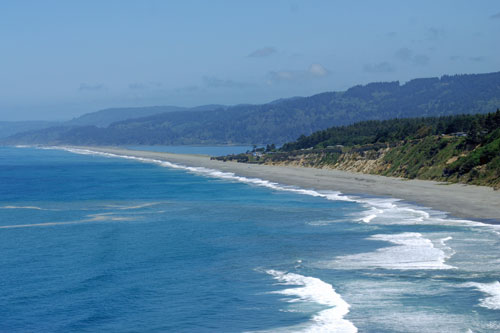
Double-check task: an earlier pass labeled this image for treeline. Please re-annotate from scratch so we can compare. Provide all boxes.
[281,110,500,151]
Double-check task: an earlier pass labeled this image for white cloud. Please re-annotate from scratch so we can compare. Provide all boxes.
[309,63,329,77]
[267,63,330,84]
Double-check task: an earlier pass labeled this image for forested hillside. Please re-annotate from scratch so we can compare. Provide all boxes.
[216,110,500,188]
[280,112,499,150]
[3,71,500,145]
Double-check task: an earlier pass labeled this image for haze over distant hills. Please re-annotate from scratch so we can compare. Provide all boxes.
[65,104,228,128]
[0,121,59,139]
[3,71,500,145]
[66,106,186,128]
[0,104,228,139]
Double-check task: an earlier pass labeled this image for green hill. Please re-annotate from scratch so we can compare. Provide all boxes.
[219,110,500,188]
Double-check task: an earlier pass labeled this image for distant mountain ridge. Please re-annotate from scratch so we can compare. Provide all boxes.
[66,104,229,128]
[0,121,59,139]
[1,104,227,139]
[3,71,500,145]
[66,106,187,128]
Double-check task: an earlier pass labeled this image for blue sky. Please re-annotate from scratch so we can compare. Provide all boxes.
[1,0,499,121]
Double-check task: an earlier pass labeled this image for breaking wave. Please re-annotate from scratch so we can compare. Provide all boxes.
[462,281,500,310]
[261,269,357,332]
[325,232,456,270]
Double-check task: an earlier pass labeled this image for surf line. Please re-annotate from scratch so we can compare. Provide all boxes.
[51,146,493,231]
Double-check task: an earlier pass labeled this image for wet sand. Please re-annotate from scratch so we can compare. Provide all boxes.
[78,146,500,222]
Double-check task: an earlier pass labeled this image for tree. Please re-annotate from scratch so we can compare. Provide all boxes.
[466,119,481,145]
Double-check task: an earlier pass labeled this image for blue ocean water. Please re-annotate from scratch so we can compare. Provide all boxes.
[0,146,499,332]
[125,145,253,156]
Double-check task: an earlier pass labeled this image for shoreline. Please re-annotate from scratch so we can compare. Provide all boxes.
[72,146,500,223]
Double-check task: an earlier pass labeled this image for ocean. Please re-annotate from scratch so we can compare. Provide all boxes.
[125,145,253,156]
[0,146,499,332]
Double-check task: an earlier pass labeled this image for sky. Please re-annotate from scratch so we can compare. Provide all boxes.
[1,0,499,121]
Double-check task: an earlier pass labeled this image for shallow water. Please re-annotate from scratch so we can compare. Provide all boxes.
[0,146,499,332]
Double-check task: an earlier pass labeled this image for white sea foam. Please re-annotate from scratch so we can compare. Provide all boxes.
[49,146,500,235]
[0,205,46,210]
[326,233,456,270]
[462,281,500,310]
[264,269,357,333]
[0,213,135,229]
[104,202,160,210]
[307,219,346,226]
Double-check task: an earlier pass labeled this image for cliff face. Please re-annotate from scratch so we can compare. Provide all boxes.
[265,148,390,174]
[325,148,390,174]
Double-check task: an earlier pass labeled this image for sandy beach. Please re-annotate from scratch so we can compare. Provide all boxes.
[77,146,500,223]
